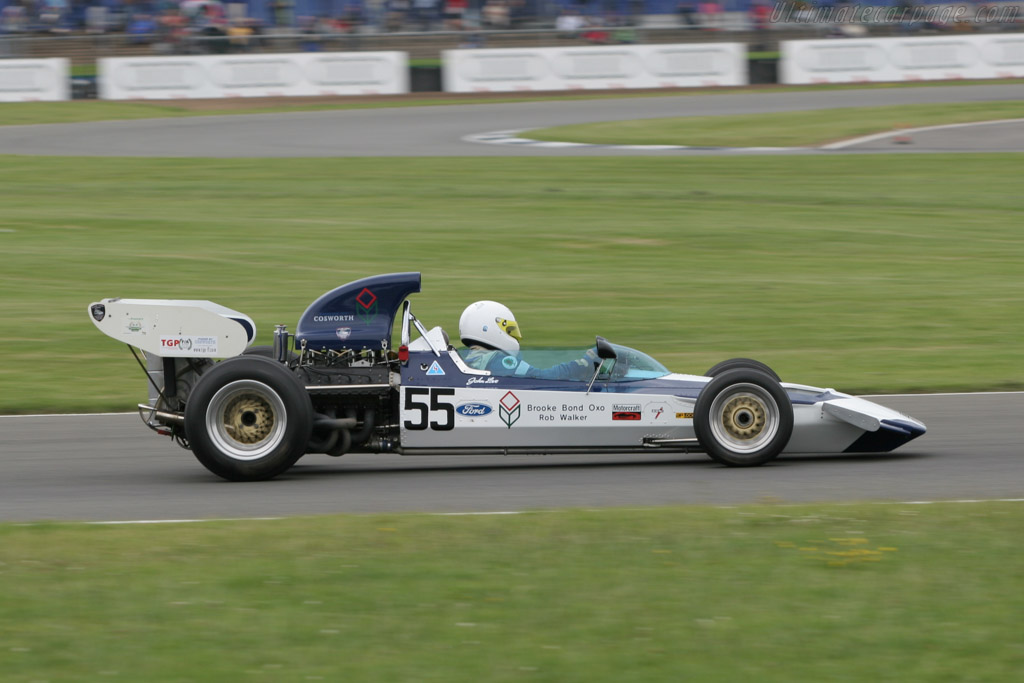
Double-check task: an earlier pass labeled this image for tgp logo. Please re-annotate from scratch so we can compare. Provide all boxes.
[456,402,493,418]
[160,337,192,351]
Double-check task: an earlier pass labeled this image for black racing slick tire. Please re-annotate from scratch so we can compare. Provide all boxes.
[694,368,793,467]
[704,358,781,382]
[184,356,313,481]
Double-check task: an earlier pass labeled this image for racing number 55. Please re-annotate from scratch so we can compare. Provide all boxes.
[403,388,455,431]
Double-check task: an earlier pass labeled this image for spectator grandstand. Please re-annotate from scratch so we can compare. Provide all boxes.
[1,0,1021,33]
[1,0,1020,66]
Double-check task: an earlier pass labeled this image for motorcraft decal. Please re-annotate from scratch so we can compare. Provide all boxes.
[612,403,641,421]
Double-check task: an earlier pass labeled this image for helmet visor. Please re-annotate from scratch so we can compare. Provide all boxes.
[497,317,522,342]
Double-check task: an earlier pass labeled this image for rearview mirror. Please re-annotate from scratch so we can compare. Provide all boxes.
[595,336,617,360]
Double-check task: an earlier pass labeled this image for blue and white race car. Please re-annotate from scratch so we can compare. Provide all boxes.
[89,272,926,481]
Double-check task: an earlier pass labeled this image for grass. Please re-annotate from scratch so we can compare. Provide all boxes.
[3,79,1023,126]
[1,153,1022,413]
[1,502,1022,682]
[528,100,1024,147]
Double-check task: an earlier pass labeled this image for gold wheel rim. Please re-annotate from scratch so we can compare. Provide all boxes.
[720,395,767,441]
[223,394,275,445]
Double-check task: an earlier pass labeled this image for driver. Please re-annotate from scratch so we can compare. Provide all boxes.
[459,300,600,380]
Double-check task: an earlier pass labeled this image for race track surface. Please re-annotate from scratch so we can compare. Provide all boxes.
[2,83,1024,157]
[3,84,1022,522]
[1,394,1021,522]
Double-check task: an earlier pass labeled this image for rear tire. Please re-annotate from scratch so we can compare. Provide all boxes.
[184,356,313,481]
[694,368,793,467]
[704,357,781,382]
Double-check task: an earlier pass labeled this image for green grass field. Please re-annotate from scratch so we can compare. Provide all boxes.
[1,90,1022,681]
[2,153,1022,413]
[3,80,1023,127]
[528,100,1024,147]
[2,502,1022,682]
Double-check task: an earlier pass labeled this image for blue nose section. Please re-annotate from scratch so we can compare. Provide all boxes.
[844,418,927,453]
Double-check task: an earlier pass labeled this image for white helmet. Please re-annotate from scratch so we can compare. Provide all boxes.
[459,300,522,354]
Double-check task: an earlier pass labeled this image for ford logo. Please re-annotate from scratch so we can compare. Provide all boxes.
[456,402,493,417]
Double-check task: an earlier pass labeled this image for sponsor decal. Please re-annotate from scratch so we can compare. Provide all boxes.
[612,403,641,413]
[126,317,144,333]
[456,402,493,418]
[499,391,521,429]
[613,411,642,421]
[90,303,105,322]
[313,314,355,323]
[426,360,445,376]
[335,327,352,340]
[161,336,192,351]
[528,402,593,422]
[356,287,378,325]
[676,412,694,420]
[645,402,668,420]
[467,376,499,386]
[159,335,218,354]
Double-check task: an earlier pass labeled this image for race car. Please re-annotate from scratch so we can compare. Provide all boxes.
[88,272,926,481]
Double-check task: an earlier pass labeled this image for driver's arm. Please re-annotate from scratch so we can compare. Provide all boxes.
[516,348,601,381]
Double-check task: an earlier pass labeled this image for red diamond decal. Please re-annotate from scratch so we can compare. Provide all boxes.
[356,288,377,310]
[500,391,519,411]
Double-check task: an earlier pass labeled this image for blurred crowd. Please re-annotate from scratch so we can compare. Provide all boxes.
[1,0,1019,53]
[0,0,676,53]
[0,0,657,37]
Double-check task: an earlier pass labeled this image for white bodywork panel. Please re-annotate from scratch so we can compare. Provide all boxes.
[89,298,255,358]
[398,359,925,454]
[400,385,696,449]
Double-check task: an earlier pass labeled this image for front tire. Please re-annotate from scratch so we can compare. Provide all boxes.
[185,356,313,481]
[694,368,793,467]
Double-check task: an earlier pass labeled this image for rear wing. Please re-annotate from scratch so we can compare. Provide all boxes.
[88,298,256,358]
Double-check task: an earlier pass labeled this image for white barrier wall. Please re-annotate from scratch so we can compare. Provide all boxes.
[98,52,408,100]
[443,44,747,93]
[781,34,1024,84]
[0,59,69,102]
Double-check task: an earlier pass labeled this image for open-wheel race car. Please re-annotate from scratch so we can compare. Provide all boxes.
[89,272,926,481]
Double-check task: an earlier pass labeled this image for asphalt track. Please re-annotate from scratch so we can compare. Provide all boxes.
[1,393,1022,522]
[2,83,1022,522]
[2,83,1024,156]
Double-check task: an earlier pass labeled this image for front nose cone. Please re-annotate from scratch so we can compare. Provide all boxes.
[844,417,926,453]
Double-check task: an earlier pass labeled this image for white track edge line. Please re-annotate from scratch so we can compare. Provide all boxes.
[26,498,1019,526]
[821,117,1024,150]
